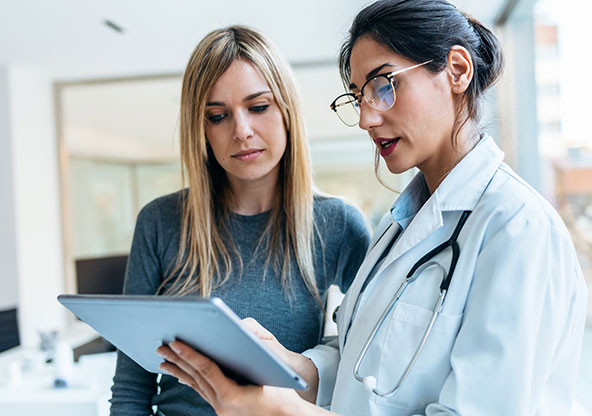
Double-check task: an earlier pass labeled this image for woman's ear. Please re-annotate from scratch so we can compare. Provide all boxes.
[447,45,473,94]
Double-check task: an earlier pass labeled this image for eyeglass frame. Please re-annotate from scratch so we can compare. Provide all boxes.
[329,59,434,126]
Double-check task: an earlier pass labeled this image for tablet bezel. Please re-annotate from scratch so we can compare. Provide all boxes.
[57,294,308,390]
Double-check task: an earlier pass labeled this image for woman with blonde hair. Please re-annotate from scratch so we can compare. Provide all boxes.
[109,25,371,416]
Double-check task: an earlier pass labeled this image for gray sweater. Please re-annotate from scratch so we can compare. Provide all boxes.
[110,192,371,416]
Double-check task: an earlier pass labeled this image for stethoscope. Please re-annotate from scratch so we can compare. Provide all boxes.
[352,210,472,397]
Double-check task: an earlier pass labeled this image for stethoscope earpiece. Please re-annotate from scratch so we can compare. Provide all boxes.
[363,376,377,393]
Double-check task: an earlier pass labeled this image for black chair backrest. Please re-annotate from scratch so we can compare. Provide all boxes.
[0,308,20,353]
[75,255,128,295]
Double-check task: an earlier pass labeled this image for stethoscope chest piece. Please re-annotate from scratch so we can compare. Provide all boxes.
[363,375,377,393]
[352,210,471,398]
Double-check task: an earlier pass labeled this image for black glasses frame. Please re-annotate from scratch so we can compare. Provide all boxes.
[329,60,434,126]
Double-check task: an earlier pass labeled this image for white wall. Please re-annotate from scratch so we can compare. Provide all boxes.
[8,66,66,347]
[0,66,19,311]
[560,1,592,147]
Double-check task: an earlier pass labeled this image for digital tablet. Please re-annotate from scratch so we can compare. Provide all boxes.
[57,294,308,390]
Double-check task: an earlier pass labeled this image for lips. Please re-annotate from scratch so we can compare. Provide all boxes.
[231,148,264,161]
[373,137,400,157]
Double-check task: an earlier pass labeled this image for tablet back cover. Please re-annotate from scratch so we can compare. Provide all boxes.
[58,295,307,390]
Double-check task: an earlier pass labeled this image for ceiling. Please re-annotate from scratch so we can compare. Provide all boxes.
[2,0,507,162]
[1,0,506,77]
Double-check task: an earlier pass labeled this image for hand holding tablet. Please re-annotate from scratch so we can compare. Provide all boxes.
[58,294,308,390]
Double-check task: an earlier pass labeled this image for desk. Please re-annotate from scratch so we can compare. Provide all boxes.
[0,349,116,416]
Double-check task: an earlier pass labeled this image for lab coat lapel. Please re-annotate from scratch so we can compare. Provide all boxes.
[337,213,400,351]
[371,135,504,271]
[377,194,443,275]
[341,196,444,355]
[338,173,444,351]
[337,136,507,395]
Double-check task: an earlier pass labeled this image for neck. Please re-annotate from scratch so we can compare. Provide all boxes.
[226,175,280,216]
[420,124,480,194]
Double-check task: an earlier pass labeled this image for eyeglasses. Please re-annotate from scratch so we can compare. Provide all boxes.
[330,60,433,127]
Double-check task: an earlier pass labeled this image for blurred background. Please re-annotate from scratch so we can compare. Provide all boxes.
[0,0,590,414]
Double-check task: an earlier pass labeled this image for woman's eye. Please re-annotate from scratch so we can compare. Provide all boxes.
[207,113,227,124]
[251,104,269,113]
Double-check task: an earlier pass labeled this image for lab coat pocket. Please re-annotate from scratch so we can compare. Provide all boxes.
[373,301,463,411]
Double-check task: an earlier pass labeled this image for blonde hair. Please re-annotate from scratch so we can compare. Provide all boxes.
[158,26,320,305]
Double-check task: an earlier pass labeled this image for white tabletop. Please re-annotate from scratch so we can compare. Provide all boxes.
[0,347,116,416]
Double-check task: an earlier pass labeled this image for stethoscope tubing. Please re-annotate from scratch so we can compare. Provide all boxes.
[352,210,471,397]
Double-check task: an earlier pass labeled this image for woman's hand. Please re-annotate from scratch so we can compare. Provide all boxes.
[240,317,319,403]
[156,340,310,416]
[240,317,292,363]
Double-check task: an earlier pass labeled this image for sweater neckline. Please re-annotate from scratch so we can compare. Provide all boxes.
[229,210,271,223]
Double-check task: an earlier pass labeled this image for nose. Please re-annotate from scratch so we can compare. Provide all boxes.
[358,101,383,132]
[233,111,254,141]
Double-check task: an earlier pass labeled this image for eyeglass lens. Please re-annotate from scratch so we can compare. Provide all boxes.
[333,95,360,127]
[365,77,395,111]
[333,76,396,126]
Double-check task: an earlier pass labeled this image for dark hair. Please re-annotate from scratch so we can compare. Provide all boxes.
[340,0,504,135]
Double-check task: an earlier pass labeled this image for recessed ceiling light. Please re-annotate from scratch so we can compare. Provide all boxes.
[103,19,124,34]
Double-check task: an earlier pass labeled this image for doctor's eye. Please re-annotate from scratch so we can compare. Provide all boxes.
[377,82,394,95]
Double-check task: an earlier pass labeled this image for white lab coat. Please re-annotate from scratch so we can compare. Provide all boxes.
[303,136,588,415]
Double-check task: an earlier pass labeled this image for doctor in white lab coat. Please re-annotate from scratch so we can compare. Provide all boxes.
[156,1,588,415]
[304,134,588,415]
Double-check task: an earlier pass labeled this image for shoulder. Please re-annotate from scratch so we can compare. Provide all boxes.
[466,163,585,327]
[313,193,347,213]
[313,194,371,248]
[136,190,186,232]
[476,163,571,244]
[138,190,185,220]
[313,194,369,229]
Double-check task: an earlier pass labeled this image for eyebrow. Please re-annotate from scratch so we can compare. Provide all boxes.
[348,63,396,90]
[206,90,272,107]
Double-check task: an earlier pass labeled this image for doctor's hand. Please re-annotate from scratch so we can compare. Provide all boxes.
[156,341,330,416]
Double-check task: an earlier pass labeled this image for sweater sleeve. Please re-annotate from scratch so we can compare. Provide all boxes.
[110,202,164,415]
[334,202,371,292]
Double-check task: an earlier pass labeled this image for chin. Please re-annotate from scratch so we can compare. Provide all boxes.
[232,168,274,183]
[385,163,413,175]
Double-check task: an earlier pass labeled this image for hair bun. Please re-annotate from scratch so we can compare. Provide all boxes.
[462,12,504,91]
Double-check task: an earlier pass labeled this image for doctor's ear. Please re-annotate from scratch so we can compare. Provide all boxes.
[446,45,473,94]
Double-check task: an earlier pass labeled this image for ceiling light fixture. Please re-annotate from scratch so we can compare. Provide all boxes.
[103,19,125,34]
